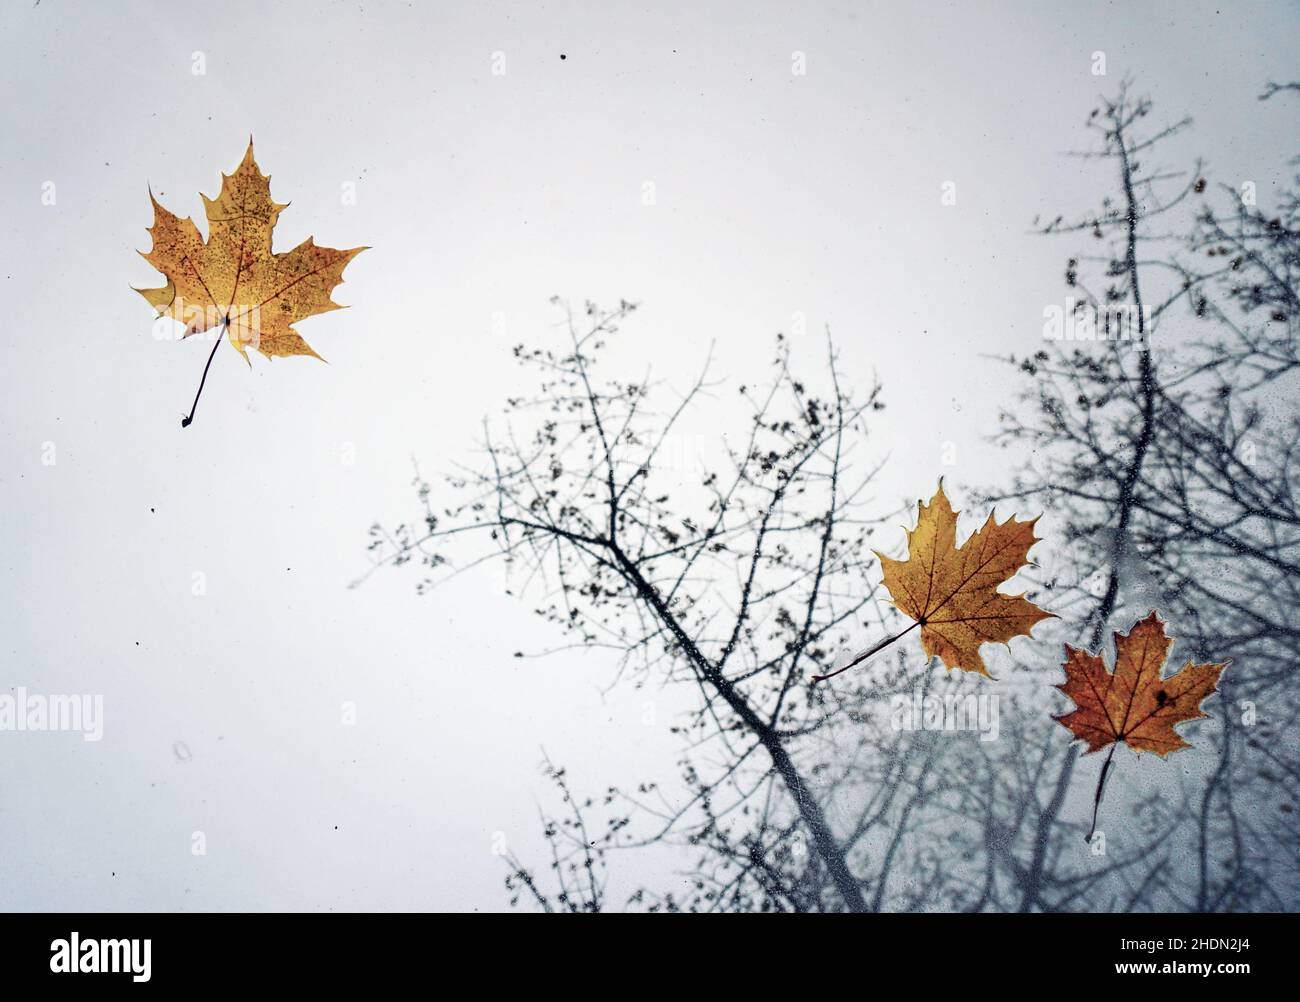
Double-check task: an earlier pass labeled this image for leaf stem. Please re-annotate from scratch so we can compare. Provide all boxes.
[810,620,920,683]
[182,320,227,428]
[1085,742,1118,844]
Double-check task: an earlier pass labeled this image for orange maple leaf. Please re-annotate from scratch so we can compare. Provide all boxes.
[1055,611,1228,756]
[873,482,1053,677]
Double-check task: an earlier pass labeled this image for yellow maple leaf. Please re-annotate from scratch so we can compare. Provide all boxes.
[874,482,1053,677]
[137,141,366,424]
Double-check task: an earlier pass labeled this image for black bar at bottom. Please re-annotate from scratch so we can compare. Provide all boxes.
[0,911,1287,988]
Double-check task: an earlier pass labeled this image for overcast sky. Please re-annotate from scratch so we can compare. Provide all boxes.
[1,0,1296,910]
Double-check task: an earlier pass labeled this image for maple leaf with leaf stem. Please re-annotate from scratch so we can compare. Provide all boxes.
[1055,611,1227,841]
[873,481,1054,677]
[136,141,366,425]
[1055,611,1227,756]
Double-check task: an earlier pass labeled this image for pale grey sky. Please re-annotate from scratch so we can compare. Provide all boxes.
[1,0,1295,910]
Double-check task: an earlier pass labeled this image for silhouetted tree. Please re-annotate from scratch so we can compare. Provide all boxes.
[990,79,1299,910]
[368,80,1298,913]
[366,295,1047,911]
